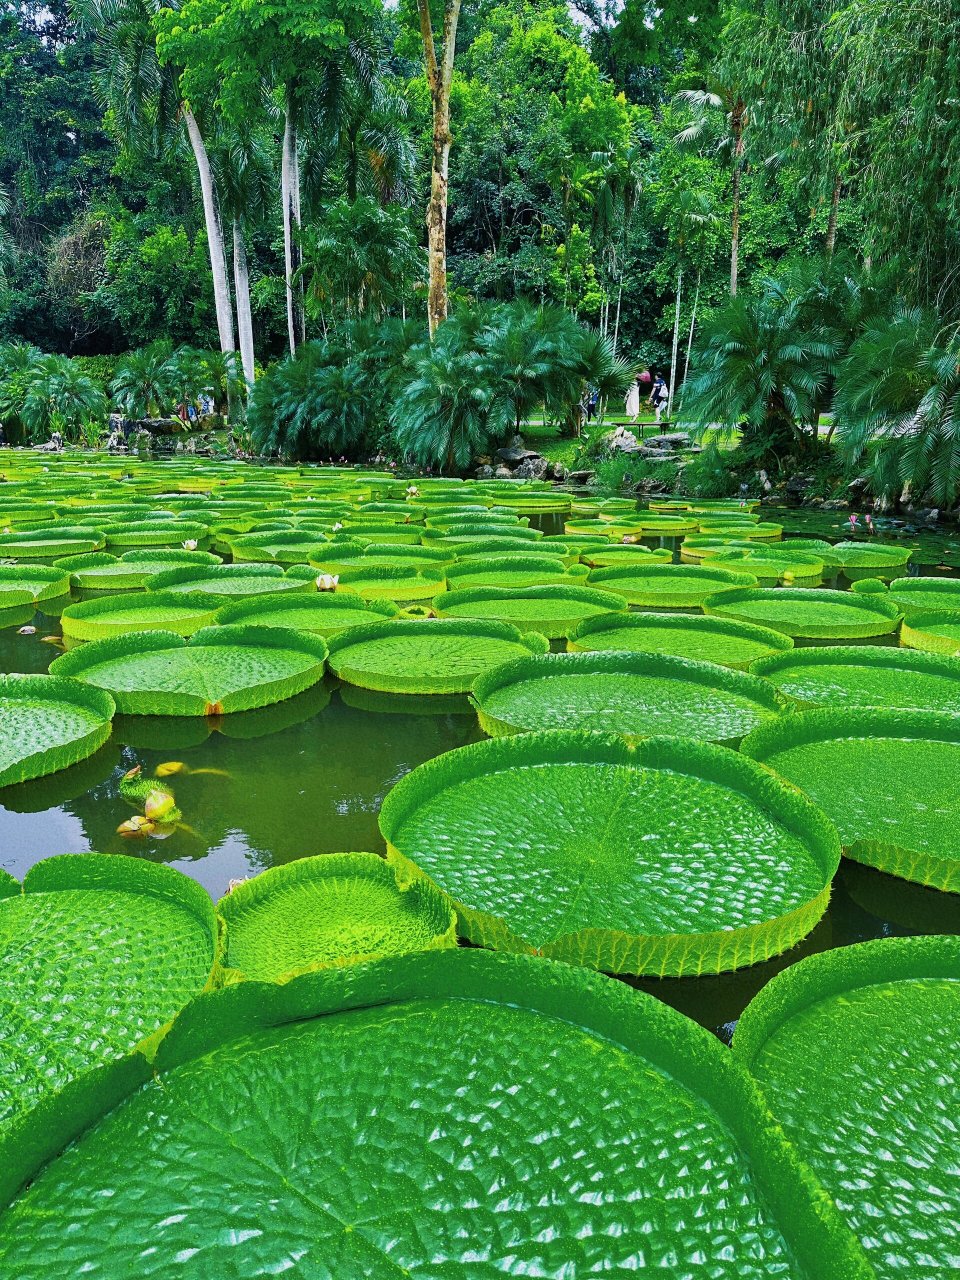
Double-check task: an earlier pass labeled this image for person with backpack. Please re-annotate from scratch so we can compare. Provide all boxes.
[649,372,669,424]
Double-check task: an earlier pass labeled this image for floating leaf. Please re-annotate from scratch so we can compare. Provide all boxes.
[380,731,840,975]
[434,584,628,638]
[0,675,115,786]
[750,645,960,711]
[215,590,398,636]
[735,936,960,1279]
[587,562,759,606]
[703,587,901,638]
[60,591,220,641]
[567,610,794,669]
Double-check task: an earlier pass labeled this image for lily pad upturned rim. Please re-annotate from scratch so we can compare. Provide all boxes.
[433,584,629,638]
[380,729,841,975]
[0,949,873,1280]
[733,933,960,1073]
[145,562,316,597]
[0,674,116,787]
[899,607,960,654]
[741,706,960,892]
[217,852,458,982]
[333,563,447,601]
[214,590,399,633]
[586,561,760,605]
[567,609,796,667]
[703,586,902,637]
[49,624,329,716]
[444,553,587,585]
[59,590,222,641]
[0,565,72,602]
[750,644,960,707]
[470,649,788,743]
[326,617,550,693]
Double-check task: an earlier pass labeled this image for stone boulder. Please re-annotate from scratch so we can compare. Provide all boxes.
[600,427,640,454]
[496,433,540,465]
[514,455,549,480]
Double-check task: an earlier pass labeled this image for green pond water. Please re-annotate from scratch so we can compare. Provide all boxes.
[1,506,958,1043]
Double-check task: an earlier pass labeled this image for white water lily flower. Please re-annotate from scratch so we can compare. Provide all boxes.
[182,538,198,550]
[17,625,36,635]
[332,521,344,531]
[316,574,339,591]
[406,485,419,497]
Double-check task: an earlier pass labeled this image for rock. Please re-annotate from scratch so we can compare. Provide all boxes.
[514,455,549,480]
[820,500,849,510]
[601,427,640,454]
[638,446,681,461]
[494,465,514,479]
[496,433,539,464]
[551,463,568,482]
[569,469,594,485]
[474,464,495,480]
[641,432,691,450]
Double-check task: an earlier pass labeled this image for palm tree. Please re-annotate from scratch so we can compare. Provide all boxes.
[73,0,236,354]
[835,309,960,507]
[675,80,751,297]
[110,342,180,418]
[684,279,840,463]
[21,355,108,442]
[391,317,511,472]
[0,343,43,443]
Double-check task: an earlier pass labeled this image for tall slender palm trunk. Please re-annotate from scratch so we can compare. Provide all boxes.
[281,106,305,355]
[183,108,235,354]
[418,0,462,336]
[232,221,255,388]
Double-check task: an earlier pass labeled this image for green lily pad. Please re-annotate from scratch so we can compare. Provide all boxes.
[471,651,787,744]
[226,530,325,564]
[53,549,221,591]
[0,675,115,786]
[741,708,960,892]
[327,619,549,694]
[578,543,674,567]
[334,563,446,602]
[734,936,960,1279]
[60,591,220,641]
[218,853,457,980]
[900,608,960,654]
[587,562,759,607]
[444,554,586,590]
[710,550,825,587]
[434,584,628,638]
[568,610,794,669]
[751,645,960,712]
[886,576,960,619]
[823,540,911,580]
[0,853,219,1133]
[0,950,870,1278]
[104,520,210,550]
[215,590,399,636]
[0,526,105,559]
[703,587,901,638]
[0,565,71,602]
[50,625,328,716]
[380,731,840,975]
[147,563,317,599]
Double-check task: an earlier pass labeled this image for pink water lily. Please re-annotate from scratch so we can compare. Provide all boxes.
[849,513,859,529]
[316,573,339,591]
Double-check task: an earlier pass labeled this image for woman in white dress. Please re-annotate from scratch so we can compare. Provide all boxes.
[624,379,641,422]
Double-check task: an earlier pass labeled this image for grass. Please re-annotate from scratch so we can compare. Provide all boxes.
[521,415,669,470]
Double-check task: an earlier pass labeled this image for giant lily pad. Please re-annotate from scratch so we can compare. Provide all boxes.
[734,936,960,1279]
[50,625,328,716]
[0,950,871,1279]
[578,543,674,567]
[0,565,71,602]
[471,651,787,744]
[147,563,316,600]
[568,610,794,669]
[104,520,210,550]
[587,562,759,607]
[60,591,220,641]
[710,549,825,587]
[53,549,221,591]
[380,731,840,975]
[226,530,325,565]
[434,584,628,638]
[703,587,901,638]
[444,554,586,590]
[0,853,218,1132]
[215,590,399,636]
[751,645,960,712]
[0,675,115,786]
[741,708,960,892]
[823,540,911,581]
[218,853,457,981]
[899,608,960,654]
[886,576,960,619]
[326,619,549,694]
[334,564,446,602]
[0,526,105,559]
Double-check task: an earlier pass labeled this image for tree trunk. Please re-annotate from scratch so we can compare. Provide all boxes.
[667,270,682,420]
[825,174,842,257]
[679,272,700,413]
[730,159,741,298]
[183,107,235,354]
[233,220,255,389]
[418,0,462,336]
[612,279,624,355]
[281,105,305,355]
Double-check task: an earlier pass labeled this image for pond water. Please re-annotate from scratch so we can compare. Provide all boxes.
[2,503,957,1041]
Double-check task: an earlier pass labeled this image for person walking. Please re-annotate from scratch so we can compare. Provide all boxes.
[624,378,641,424]
[649,372,669,424]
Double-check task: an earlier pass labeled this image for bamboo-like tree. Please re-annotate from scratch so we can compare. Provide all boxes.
[416,0,461,334]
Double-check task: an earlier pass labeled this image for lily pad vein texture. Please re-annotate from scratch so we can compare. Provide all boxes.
[215,590,399,636]
[0,853,219,1135]
[434,584,629,638]
[326,618,550,694]
[49,624,328,716]
[750,645,960,712]
[443,553,588,590]
[0,950,872,1279]
[567,609,794,669]
[471,650,788,744]
[146,563,316,599]
[586,562,759,607]
[734,935,960,1279]
[741,708,960,892]
[379,730,840,976]
[702,587,901,638]
[218,852,457,981]
[0,674,115,786]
